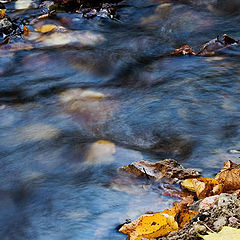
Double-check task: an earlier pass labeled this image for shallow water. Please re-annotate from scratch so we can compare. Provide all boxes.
[0,0,240,239]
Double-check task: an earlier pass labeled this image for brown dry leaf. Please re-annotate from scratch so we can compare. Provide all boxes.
[181,177,223,199]
[215,160,240,192]
[119,159,200,184]
[171,45,196,56]
[119,212,178,240]
[197,34,239,56]
[35,24,57,33]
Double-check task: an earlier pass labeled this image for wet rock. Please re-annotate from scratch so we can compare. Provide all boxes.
[59,88,118,130]
[83,139,116,165]
[15,123,61,142]
[119,159,200,184]
[209,0,240,14]
[0,17,13,35]
[54,0,121,9]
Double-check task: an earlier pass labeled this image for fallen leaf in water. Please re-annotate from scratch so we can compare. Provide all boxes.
[0,9,6,18]
[197,34,239,56]
[199,226,240,240]
[119,212,178,240]
[35,24,57,33]
[215,160,240,192]
[171,45,196,56]
[181,177,223,199]
[119,159,199,184]
[223,34,239,45]
[23,26,30,36]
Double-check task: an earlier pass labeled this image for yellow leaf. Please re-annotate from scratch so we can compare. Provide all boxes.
[199,226,240,240]
[35,24,57,33]
[119,212,178,240]
[0,9,6,18]
[181,177,223,199]
[119,197,198,240]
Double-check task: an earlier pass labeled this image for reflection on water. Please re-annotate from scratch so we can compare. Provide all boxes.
[0,0,240,239]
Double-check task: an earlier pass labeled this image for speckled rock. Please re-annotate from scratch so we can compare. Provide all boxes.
[158,193,240,240]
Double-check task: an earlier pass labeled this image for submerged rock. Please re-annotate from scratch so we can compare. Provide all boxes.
[119,159,200,184]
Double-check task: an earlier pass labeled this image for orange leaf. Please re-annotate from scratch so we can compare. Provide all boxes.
[181,177,223,199]
[0,9,6,18]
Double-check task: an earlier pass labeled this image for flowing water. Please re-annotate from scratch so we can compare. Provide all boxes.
[0,0,240,239]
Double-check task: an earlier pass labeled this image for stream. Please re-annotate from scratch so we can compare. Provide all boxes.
[0,0,240,239]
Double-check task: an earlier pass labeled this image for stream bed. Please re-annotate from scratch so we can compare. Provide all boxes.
[0,0,240,239]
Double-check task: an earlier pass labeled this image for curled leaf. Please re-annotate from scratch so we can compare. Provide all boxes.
[197,34,239,56]
[181,177,223,199]
[215,160,240,192]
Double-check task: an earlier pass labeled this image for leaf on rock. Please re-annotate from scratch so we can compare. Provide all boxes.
[119,159,200,184]
[119,197,198,240]
[119,212,178,240]
[181,177,223,199]
[171,45,196,56]
[215,160,240,192]
[163,197,198,228]
[199,226,240,240]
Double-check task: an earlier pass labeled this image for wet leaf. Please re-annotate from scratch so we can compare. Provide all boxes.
[119,212,178,240]
[215,160,240,192]
[35,24,57,33]
[23,26,30,36]
[0,9,6,18]
[199,226,240,240]
[119,159,200,184]
[171,45,196,56]
[181,177,223,199]
[197,34,239,56]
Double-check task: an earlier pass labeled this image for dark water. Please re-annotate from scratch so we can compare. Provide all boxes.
[0,0,240,239]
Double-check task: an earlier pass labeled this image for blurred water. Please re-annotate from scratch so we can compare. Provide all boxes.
[0,1,240,239]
